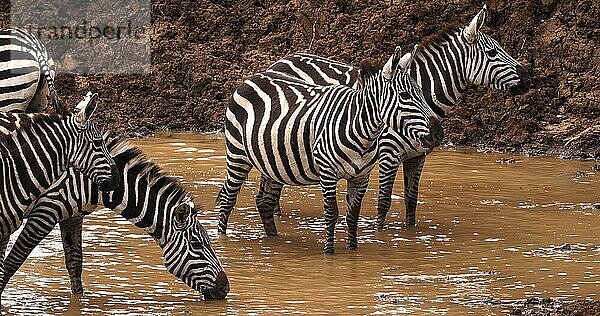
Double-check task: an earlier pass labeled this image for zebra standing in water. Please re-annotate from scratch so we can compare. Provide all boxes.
[262,5,531,228]
[0,28,64,114]
[0,92,118,298]
[218,46,443,253]
[2,137,230,299]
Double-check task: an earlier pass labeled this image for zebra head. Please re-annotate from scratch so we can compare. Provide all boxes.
[381,46,443,150]
[70,92,119,191]
[463,5,531,94]
[164,197,229,300]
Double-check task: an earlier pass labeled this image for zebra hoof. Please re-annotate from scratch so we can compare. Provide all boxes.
[323,247,335,255]
[346,244,358,251]
[71,281,84,294]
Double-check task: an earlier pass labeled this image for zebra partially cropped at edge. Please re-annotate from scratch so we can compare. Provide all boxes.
[0,92,118,298]
[2,137,230,299]
[0,28,64,114]
[218,46,443,253]
[264,4,531,228]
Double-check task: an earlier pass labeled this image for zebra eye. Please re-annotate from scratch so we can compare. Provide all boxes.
[399,91,411,99]
[92,139,103,147]
[486,49,498,57]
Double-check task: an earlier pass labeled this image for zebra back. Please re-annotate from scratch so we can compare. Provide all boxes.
[0,28,65,114]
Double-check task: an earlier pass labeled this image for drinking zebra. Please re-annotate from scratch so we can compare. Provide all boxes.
[218,46,443,253]
[0,92,118,297]
[262,5,531,228]
[2,137,230,300]
[0,28,64,114]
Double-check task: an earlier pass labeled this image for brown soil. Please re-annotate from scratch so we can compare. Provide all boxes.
[1,0,598,159]
[511,299,600,316]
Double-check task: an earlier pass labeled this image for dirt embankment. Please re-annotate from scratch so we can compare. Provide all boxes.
[1,0,598,159]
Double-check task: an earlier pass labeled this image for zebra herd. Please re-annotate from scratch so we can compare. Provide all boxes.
[0,4,531,304]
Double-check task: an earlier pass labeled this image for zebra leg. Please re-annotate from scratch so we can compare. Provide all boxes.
[320,175,340,254]
[256,175,283,236]
[1,209,59,292]
[218,159,253,235]
[376,157,401,230]
[272,182,284,216]
[59,216,84,294]
[0,236,8,295]
[403,155,426,226]
[345,175,370,250]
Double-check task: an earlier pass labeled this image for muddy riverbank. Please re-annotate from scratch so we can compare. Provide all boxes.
[1,0,598,159]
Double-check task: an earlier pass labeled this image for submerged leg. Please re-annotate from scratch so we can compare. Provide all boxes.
[0,236,8,295]
[1,209,59,292]
[218,157,253,235]
[345,175,370,250]
[376,156,401,229]
[60,216,84,294]
[256,175,283,236]
[320,173,340,254]
[403,156,426,226]
[271,182,284,216]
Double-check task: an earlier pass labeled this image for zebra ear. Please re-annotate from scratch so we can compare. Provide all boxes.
[398,44,418,73]
[74,92,99,126]
[465,4,487,44]
[174,202,192,229]
[382,46,403,80]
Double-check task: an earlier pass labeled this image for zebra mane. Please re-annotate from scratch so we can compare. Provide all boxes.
[416,24,462,52]
[107,137,189,199]
[357,58,386,86]
[0,113,63,151]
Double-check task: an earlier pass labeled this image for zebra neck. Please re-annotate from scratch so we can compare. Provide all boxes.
[412,36,469,118]
[351,88,384,148]
[101,156,182,248]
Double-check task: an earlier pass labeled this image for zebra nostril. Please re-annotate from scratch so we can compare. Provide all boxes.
[201,271,229,300]
[216,271,230,294]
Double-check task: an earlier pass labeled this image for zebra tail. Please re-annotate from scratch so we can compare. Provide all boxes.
[50,88,68,116]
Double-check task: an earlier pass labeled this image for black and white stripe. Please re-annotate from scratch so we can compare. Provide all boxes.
[0,92,117,295]
[2,137,229,299]
[0,28,63,114]
[218,47,442,253]
[265,5,531,228]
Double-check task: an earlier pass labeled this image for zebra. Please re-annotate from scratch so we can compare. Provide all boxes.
[1,137,230,300]
[0,91,118,298]
[0,28,64,114]
[261,4,531,229]
[218,46,443,254]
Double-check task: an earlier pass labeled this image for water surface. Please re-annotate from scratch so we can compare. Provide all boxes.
[3,132,599,315]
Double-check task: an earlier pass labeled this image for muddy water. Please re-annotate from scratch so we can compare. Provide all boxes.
[3,132,599,315]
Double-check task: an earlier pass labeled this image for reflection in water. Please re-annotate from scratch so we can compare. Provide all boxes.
[3,132,599,315]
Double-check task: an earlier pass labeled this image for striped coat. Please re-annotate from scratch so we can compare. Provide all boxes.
[264,5,531,228]
[218,47,442,253]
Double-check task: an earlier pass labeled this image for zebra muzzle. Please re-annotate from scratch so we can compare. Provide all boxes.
[510,65,532,95]
[202,271,230,300]
[419,117,444,149]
